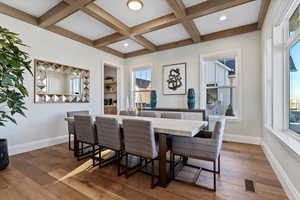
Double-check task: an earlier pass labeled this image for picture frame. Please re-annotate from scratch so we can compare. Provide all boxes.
[162,63,187,95]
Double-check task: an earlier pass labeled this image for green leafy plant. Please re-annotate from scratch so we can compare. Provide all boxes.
[0,26,32,126]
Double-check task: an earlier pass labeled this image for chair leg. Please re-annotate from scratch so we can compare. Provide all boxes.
[218,154,221,174]
[151,159,155,189]
[68,133,71,151]
[92,145,95,167]
[117,150,121,176]
[125,153,129,179]
[213,161,216,192]
[99,147,102,168]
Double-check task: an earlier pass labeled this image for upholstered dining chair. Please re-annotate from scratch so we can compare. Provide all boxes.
[160,112,183,149]
[95,116,124,176]
[171,118,225,192]
[74,115,98,163]
[160,112,183,119]
[122,119,158,188]
[66,110,89,151]
[139,111,158,118]
[119,110,137,116]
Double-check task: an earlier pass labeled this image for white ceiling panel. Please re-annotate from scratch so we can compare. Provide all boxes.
[0,0,62,17]
[182,0,207,7]
[143,24,190,45]
[94,0,173,27]
[108,39,144,54]
[193,0,261,35]
[56,11,115,40]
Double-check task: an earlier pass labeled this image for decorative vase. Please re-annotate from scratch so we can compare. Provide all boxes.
[0,139,9,171]
[187,88,195,109]
[150,90,157,108]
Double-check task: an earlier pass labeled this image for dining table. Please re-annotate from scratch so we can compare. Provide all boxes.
[65,114,208,187]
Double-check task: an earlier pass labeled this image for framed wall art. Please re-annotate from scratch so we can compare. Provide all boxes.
[162,63,186,95]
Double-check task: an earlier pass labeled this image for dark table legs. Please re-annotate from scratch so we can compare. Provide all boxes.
[158,134,168,187]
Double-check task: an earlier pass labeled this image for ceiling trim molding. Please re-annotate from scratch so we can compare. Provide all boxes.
[0,2,38,25]
[257,0,271,29]
[166,0,201,42]
[0,0,263,59]
[96,0,255,46]
[39,0,94,28]
[124,23,258,58]
[79,2,156,51]
[0,2,124,58]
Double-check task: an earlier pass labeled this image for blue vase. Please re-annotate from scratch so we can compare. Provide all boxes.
[150,90,157,108]
[187,88,195,109]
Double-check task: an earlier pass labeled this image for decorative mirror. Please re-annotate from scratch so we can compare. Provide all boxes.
[34,59,90,103]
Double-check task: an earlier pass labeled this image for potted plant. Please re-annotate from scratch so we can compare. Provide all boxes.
[0,26,32,170]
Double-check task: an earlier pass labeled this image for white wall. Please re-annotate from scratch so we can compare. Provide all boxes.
[261,0,300,199]
[124,31,262,142]
[0,14,124,154]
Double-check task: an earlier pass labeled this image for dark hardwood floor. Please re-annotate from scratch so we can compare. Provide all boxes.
[0,142,288,200]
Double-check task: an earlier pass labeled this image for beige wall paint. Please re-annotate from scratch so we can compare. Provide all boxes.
[124,31,262,140]
[0,14,124,152]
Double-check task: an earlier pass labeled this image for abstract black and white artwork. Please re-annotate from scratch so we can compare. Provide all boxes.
[163,63,186,95]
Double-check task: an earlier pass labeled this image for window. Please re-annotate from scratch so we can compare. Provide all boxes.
[132,69,152,108]
[204,58,237,117]
[70,78,81,95]
[288,4,300,134]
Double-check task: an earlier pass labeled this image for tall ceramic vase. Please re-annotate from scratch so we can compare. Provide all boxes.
[0,139,9,171]
[187,88,195,109]
[150,90,157,108]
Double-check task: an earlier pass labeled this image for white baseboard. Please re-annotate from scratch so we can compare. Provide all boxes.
[262,142,300,200]
[223,134,261,145]
[8,135,68,156]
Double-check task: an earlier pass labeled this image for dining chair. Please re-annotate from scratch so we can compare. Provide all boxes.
[74,115,98,164]
[95,116,124,176]
[119,110,137,116]
[66,110,89,151]
[160,112,183,150]
[139,111,158,118]
[160,112,183,119]
[122,119,158,188]
[170,118,225,191]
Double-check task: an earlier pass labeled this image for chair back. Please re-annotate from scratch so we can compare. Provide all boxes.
[95,117,122,150]
[66,110,90,135]
[139,111,158,118]
[123,119,157,159]
[211,118,226,156]
[119,110,137,116]
[74,115,97,144]
[160,112,183,119]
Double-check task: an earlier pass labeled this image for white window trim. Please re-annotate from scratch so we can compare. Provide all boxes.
[199,49,242,121]
[265,0,300,154]
[282,0,300,139]
[129,65,153,108]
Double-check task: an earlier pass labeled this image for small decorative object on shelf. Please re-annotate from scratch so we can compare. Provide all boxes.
[187,88,195,109]
[150,90,157,108]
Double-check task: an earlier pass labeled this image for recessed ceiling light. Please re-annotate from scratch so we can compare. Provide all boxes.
[127,0,144,11]
[124,42,129,47]
[219,15,227,21]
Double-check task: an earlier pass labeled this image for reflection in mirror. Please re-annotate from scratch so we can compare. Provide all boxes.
[34,59,90,103]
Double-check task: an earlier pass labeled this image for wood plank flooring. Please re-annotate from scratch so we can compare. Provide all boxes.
[0,142,288,200]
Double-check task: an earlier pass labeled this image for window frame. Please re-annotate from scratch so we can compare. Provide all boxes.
[130,66,153,108]
[199,49,242,121]
[282,1,300,136]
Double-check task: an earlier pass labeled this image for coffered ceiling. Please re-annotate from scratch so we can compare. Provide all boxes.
[0,0,270,58]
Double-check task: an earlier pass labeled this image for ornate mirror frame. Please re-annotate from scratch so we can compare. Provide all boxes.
[34,59,90,104]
